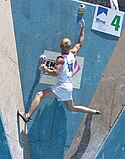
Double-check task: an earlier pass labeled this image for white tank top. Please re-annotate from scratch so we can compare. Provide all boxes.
[57,52,75,84]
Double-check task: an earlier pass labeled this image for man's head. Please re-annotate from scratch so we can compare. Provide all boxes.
[60,38,72,51]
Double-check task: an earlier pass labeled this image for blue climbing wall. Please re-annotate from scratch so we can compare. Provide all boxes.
[10,0,122,158]
[0,113,12,159]
[96,108,125,159]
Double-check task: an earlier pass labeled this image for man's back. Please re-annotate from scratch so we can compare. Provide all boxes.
[57,52,75,84]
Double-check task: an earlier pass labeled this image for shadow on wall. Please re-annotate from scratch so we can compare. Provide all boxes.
[27,99,67,159]
[17,61,40,159]
[20,58,67,158]
[70,114,93,159]
[17,115,30,159]
[25,61,41,113]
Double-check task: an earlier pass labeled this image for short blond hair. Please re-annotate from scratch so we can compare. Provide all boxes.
[60,38,72,51]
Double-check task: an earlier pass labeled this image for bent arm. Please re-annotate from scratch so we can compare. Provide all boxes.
[41,57,64,76]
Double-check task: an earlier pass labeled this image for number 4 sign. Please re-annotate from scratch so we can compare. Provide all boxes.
[111,15,121,31]
[92,5,124,37]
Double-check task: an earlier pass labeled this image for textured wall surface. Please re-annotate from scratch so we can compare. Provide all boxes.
[10,0,125,158]
[0,113,12,159]
[1,0,125,158]
[0,0,30,159]
[96,109,125,159]
[95,24,125,159]
[65,20,125,159]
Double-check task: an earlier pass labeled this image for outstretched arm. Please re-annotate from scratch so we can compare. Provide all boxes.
[71,21,85,57]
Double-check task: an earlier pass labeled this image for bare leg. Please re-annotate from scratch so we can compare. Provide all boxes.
[26,91,43,118]
[64,100,100,114]
[27,88,56,118]
[18,88,56,122]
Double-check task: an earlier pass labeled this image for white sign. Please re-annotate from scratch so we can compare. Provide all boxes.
[92,5,124,37]
[39,50,84,89]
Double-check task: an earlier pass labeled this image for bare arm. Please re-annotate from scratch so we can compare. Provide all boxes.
[71,22,84,57]
[41,57,64,76]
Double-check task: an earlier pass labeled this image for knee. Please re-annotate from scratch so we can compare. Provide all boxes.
[36,91,43,100]
[68,106,76,112]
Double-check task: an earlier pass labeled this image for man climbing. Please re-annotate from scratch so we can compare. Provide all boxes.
[18,20,100,123]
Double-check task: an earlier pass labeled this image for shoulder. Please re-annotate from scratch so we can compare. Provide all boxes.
[70,44,81,56]
[69,49,77,57]
[56,56,65,65]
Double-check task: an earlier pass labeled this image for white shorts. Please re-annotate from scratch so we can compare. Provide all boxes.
[51,83,73,101]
